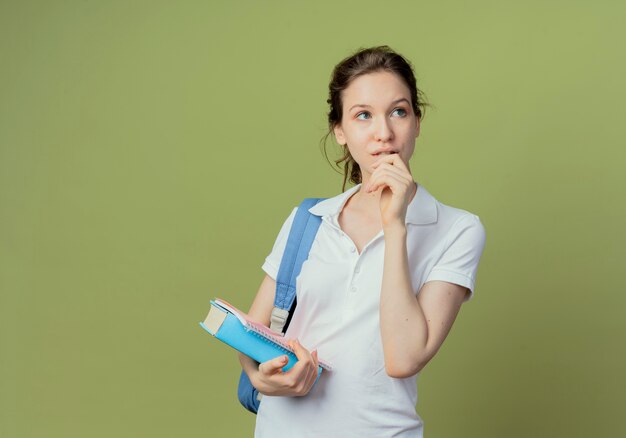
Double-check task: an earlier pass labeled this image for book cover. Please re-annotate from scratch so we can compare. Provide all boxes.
[199,298,331,374]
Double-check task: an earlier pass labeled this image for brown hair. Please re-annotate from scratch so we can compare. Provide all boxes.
[322,46,429,191]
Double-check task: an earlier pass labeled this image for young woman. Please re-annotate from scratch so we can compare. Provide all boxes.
[239,46,486,437]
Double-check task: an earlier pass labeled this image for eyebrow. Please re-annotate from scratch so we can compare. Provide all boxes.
[349,98,411,112]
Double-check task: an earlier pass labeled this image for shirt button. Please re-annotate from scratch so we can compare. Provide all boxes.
[350,286,357,293]
[355,267,360,273]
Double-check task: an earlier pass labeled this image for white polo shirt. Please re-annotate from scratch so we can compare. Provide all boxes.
[255,183,486,438]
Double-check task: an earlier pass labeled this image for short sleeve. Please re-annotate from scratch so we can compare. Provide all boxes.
[261,207,298,280]
[425,213,486,301]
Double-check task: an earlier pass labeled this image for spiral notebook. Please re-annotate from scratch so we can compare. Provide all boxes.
[199,298,332,373]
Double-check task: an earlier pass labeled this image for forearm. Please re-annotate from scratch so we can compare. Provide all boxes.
[380,224,429,377]
[239,353,260,381]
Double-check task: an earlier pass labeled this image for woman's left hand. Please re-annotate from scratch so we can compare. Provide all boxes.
[365,154,416,228]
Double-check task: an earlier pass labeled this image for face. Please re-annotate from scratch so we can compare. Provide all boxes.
[333,71,420,182]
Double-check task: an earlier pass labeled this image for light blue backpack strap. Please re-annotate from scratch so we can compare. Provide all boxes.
[238,197,325,414]
[270,198,325,334]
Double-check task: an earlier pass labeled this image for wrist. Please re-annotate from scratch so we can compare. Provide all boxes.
[239,354,260,375]
[383,222,407,237]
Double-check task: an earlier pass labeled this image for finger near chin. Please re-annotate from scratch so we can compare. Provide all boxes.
[367,184,382,193]
[379,173,405,188]
[370,175,393,191]
[380,162,411,179]
[376,165,411,184]
[377,153,405,166]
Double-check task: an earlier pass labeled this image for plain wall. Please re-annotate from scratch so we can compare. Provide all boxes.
[1,1,625,436]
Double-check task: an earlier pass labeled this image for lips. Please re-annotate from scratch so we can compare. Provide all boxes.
[373,150,398,156]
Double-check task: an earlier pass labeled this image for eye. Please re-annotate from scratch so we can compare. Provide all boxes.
[356,111,371,120]
[391,108,408,117]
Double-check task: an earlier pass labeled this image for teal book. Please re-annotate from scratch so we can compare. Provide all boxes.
[199,298,332,374]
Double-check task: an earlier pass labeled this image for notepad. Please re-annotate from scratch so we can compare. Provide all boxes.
[199,298,332,374]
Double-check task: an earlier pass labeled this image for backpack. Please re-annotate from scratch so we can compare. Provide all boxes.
[237,198,325,414]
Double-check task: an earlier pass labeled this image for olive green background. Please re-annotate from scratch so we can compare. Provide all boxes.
[1,1,624,437]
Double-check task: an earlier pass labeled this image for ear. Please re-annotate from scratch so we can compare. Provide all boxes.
[415,116,421,138]
[333,123,346,146]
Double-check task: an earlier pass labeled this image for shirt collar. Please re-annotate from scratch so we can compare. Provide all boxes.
[309,183,438,225]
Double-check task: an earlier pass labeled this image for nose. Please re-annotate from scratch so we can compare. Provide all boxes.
[373,117,393,142]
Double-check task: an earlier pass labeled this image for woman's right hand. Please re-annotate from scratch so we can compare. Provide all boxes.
[251,339,319,397]
[239,274,319,397]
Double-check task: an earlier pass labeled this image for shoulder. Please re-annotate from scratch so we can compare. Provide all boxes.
[439,202,484,230]
[431,204,487,286]
[438,202,486,247]
[419,186,484,232]
[410,186,486,250]
[419,192,487,297]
